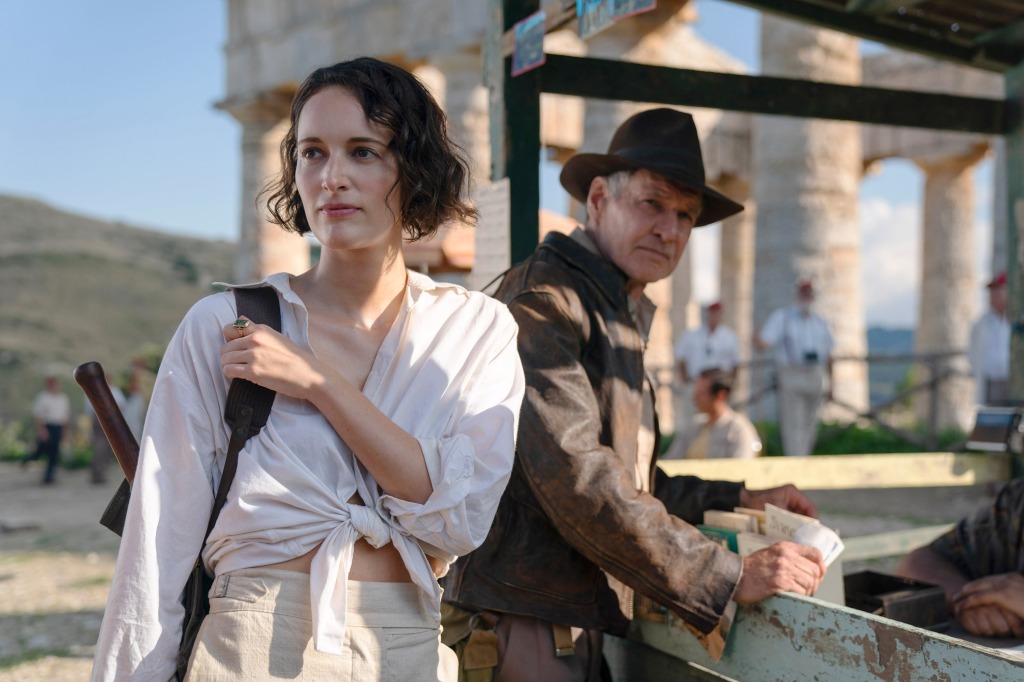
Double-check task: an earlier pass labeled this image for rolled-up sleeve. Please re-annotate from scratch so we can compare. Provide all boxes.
[378,314,525,557]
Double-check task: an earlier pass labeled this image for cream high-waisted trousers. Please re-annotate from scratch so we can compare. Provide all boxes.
[184,568,457,681]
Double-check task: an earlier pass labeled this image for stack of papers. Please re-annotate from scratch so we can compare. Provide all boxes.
[700,504,846,604]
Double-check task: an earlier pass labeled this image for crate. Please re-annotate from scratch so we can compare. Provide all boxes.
[844,570,950,630]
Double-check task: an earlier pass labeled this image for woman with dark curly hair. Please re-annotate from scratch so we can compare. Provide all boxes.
[92,57,525,681]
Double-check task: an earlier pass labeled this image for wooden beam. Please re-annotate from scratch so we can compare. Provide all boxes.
[498,0,578,58]
[842,524,954,561]
[540,54,1010,135]
[657,452,1012,490]
[501,0,542,263]
[975,18,1024,50]
[844,0,927,16]
[1005,63,1024,402]
[610,593,1024,681]
[723,0,1022,72]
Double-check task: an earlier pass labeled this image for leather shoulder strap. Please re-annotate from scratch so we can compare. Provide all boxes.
[204,286,282,538]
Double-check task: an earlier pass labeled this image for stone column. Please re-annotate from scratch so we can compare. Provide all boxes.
[431,49,490,185]
[222,93,309,281]
[753,16,867,424]
[716,176,755,407]
[992,137,1008,275]
[913,151,984,433]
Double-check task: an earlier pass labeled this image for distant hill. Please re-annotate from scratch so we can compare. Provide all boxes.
[0,193,237,422]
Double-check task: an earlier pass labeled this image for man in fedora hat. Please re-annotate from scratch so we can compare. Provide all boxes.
[969,271,1010,404]
[443,108,826,681]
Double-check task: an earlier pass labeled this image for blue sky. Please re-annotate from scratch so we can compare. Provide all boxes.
[0,0,996,326]
[0,1,236,240]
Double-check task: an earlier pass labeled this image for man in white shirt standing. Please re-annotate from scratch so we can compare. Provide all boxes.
[23,375,71,485]
[969,271,1010,404]
[674,301,740,384]
[754,279,834,456]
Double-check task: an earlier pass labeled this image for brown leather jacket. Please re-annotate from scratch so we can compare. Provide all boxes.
[444,232,744,636]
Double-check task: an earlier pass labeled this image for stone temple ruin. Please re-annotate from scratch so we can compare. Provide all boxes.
[216,0,1003,434]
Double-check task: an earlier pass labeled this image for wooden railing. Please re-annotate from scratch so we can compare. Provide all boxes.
[660,452,1011,563]
[653,350,976,451]
[608,452,1024,680]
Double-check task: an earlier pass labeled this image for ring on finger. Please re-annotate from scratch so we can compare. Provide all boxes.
[232,318,251,339]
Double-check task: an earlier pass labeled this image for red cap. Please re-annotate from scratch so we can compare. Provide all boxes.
[986,272,1007,289]
[708,301,722,312]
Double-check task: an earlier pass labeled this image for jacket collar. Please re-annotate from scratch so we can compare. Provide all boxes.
[539,230,650,312]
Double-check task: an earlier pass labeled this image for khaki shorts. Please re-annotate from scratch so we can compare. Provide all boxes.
[185,568,457,681]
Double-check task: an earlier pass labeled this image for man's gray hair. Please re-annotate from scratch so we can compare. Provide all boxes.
[604,170,635,198]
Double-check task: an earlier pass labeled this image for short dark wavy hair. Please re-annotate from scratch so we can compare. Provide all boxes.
[262,57,477,241]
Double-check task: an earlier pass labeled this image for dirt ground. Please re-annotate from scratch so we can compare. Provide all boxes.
[0,461,121,681]
[0,459,1000,680]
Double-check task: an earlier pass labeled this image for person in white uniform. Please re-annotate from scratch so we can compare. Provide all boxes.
[674,301,740,385]
[673,301,740,427]
[92,57,525,682]
[755,279,834,457]
[969,271,1010,404]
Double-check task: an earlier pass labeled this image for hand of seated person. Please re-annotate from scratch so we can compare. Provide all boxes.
[739,484,818,518]
[956,603,1024,638]
[953,573,1024,638]
[732,541,825,604]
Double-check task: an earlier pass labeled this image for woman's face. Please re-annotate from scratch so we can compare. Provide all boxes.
[294,86,402,254]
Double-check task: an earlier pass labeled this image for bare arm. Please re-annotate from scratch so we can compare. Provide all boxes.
[895,545,969,601]
[220,321,432,504]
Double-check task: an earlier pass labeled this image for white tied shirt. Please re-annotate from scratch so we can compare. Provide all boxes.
[673,324,740,381]
[92,271,525,681]
[759,305,834,368]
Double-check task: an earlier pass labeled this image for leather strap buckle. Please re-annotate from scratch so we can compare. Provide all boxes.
[552,622,575,657]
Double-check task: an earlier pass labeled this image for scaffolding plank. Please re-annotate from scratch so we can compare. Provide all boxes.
[658,452,1012,490]
[541,54,1009,134]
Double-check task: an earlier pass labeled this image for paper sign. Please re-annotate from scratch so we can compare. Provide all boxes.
[512,10,546,77]
[577,0,614,39]
[577,0,656,40]
[468,178,511,292]
[612,0,657,20]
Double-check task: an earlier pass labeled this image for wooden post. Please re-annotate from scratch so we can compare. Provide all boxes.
[1005,63,1024,402]
[501,0,542,264]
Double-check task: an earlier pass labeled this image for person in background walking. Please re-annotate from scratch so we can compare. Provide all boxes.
[24,375,70,485]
